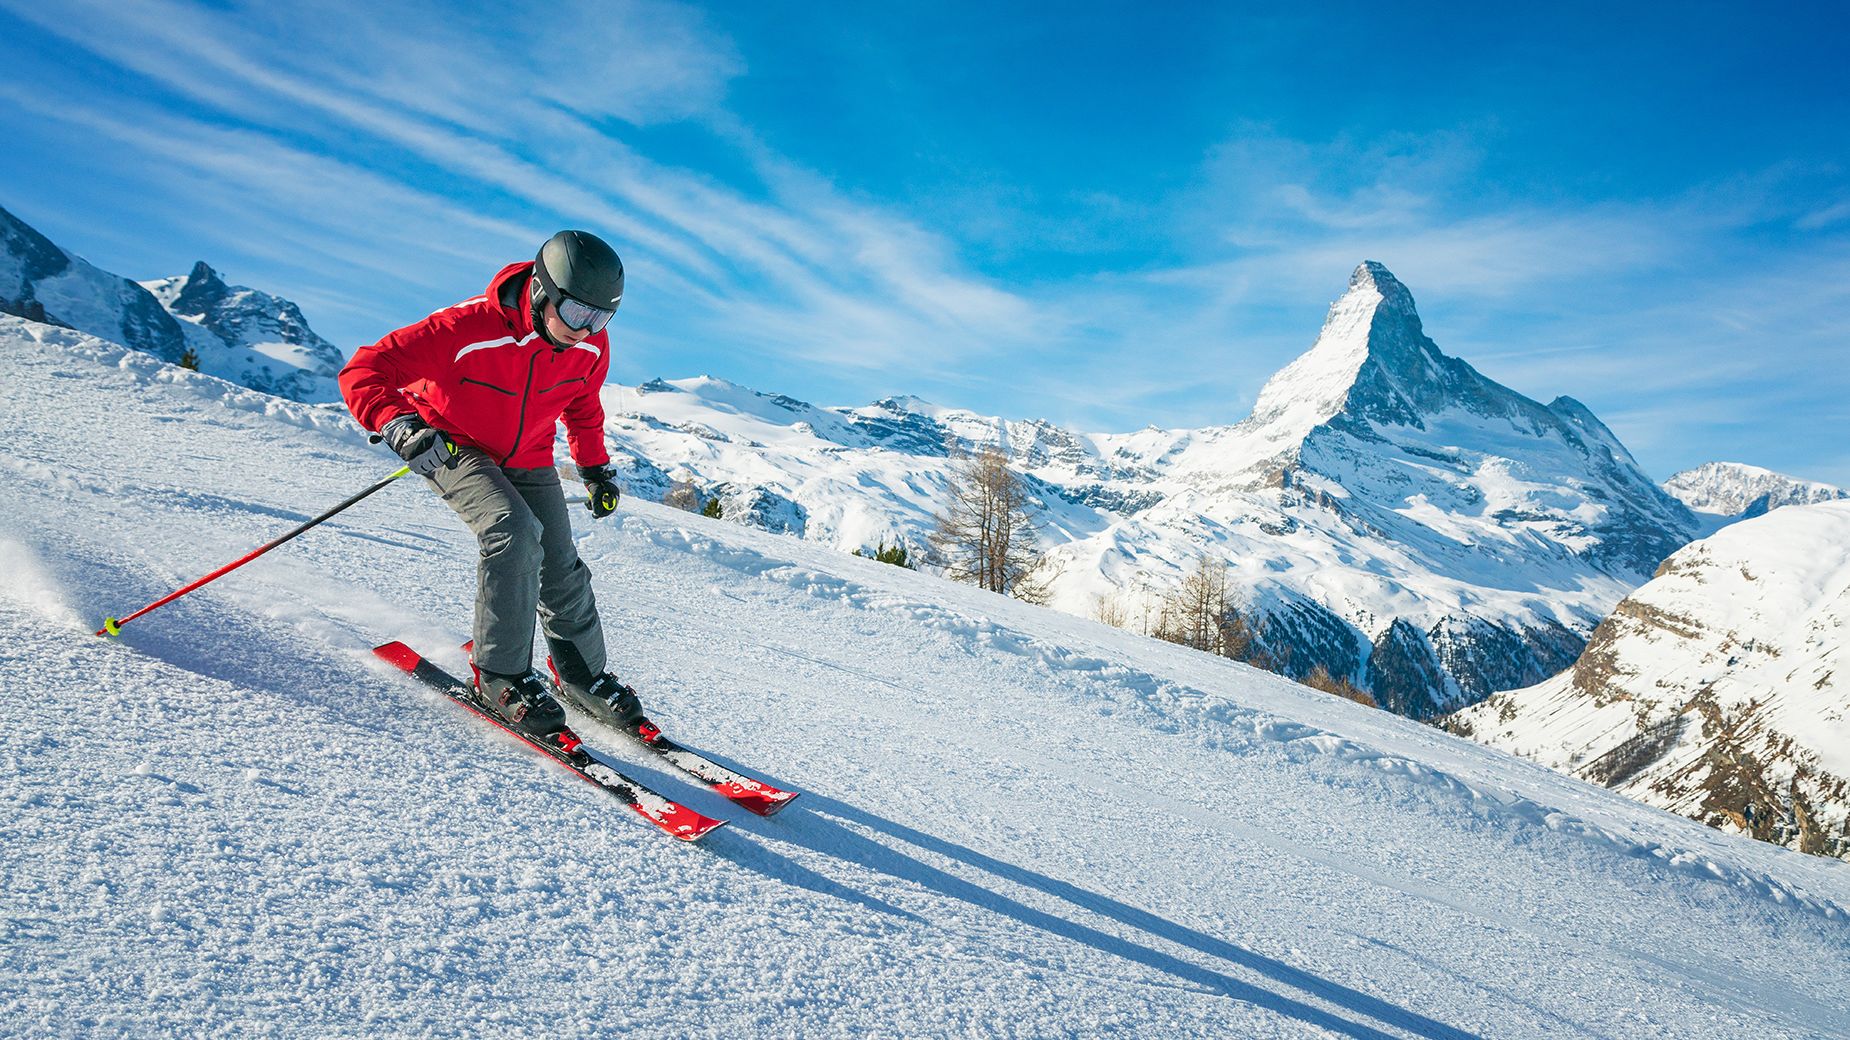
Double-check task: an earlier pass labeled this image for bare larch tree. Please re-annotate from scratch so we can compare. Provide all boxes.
[930,446,1050,602]
[1158,552,1230,653]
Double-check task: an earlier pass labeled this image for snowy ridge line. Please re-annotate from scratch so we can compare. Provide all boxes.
[632,522,1850,922]
[1,317,360,438]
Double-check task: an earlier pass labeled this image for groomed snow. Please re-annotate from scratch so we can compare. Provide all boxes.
[2,315,1847,1038]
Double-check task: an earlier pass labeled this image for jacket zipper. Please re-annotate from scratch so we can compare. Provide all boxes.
[499,349,544,466]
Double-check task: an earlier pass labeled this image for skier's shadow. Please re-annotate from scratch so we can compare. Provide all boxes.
[710,794,1479,1040]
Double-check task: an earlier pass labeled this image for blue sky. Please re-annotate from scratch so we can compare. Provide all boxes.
[3,1,1847,484]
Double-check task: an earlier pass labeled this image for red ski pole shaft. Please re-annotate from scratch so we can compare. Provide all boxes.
[97,466,413,637]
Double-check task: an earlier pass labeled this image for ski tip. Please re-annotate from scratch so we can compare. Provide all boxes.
[757,791,801,818]
[629,795,728,836]
[707,779,802,817]
[639,804,729,842]
[373,641,422,672]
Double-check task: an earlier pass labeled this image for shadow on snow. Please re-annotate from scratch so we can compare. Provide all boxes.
[715,794,1482,1040]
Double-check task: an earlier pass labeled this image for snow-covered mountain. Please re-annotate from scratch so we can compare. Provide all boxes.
[141,261,343,401]
[1,205,339,402]
[1,203,189,364]
[4,313,1850,1037]
[1665,461,1848,533]
[1447,501,1850,859]
[595,263,1699,718]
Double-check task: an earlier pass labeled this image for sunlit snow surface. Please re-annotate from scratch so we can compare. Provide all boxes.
[2,315,1847,1038]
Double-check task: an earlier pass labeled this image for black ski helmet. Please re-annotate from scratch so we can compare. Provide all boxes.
[530,230,623,342]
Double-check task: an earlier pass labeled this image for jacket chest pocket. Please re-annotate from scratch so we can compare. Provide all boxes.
[459,376,517,397]
[535,375,587,398]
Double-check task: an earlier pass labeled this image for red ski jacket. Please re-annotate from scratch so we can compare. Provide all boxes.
[339,261,612,469]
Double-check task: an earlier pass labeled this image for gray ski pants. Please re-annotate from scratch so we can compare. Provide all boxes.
[425,449,607,681]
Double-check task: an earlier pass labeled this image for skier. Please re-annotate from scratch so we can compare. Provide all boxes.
[339,230,644,738]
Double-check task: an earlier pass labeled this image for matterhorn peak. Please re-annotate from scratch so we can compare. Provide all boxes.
[1327,259,1426,348]
[1246,260,1442,431]
[184,259,225,287]
[1346,260,1418,316]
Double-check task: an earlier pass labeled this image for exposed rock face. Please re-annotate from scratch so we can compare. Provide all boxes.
[1447,501,1850,859]
[2,206,341,403]
[141,261,343,402]
[1,204,188,363]
[721,485,808,536]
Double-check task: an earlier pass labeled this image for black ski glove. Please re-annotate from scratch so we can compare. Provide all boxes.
[380,414,461,477]
[578,463,622,518]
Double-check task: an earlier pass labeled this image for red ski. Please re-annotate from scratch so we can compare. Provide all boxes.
[545,657,800,817]
[626,719,799,818]
[374,641,725,842]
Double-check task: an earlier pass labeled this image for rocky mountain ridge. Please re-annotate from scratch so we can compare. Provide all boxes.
[140,261,343,401]
[1,204,190,364]
[1446,500,1850,859]
[1,206,339,402]
[1664,461,1848,527]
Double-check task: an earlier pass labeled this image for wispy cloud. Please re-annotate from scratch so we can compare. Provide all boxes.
[2,0,1844,485]
[1796,199,1850,231]
[1,0,1050,381]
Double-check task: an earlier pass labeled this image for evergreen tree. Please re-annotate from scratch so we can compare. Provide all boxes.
[701,496,723,519]
[854,540,912,568]
[177,348,200,371]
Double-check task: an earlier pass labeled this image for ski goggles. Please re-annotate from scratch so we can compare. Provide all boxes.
[554,294,616,335]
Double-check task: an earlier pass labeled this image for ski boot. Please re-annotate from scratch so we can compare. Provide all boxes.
[558,673,648,731]
[473,667,568,738]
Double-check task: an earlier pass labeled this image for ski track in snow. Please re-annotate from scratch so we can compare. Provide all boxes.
[3,316,1849,1038]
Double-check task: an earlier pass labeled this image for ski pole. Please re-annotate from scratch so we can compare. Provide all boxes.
[97,466,413,637]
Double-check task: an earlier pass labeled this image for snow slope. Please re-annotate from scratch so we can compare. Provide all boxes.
[2,314,1848,1038]
[1449,501,1850,860]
